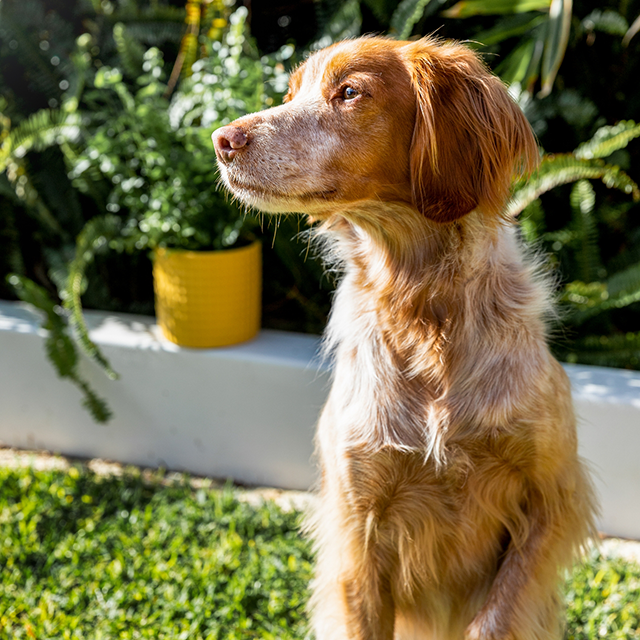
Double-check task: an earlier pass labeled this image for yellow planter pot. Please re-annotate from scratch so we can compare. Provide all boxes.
[153,241,261,348]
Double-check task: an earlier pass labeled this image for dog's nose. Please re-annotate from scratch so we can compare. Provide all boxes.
[212,126,248,164]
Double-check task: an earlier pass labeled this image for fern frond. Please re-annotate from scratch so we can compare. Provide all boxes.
[0,155,66,237]
[124,21,184,45]
[113,23,145,78]
[570,180,601,282]
[311,0,362,49]
[0,109,80,170]
[582,9,629,37]
[558,331,640,369]
[1,14,62,99]
[62,215,123,381]
[7,274,112,423]
[509,154,640,216]
[110,6,186,24]
[606,262,640,299]
[519,198,546,243]
[575,120,640,160]
[562,267,640,326]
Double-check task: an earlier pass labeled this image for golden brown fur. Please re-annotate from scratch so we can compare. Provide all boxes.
[213,36,597,640]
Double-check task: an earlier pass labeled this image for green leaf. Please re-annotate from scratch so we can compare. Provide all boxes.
[442,0,551,19]
[474,12,546,46]
[539,0,572,98]
[390,0,438,39]
[623,12,640,47]
[575,121,640,160]
[495,36,538,86]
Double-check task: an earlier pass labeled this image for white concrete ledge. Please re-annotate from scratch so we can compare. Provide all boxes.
[0,300,330,491]
[1,300,639,538]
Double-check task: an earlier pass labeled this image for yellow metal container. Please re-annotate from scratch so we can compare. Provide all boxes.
[153,241,261,348]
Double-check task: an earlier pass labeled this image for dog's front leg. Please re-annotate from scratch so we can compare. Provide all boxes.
[309,453,396,640]
[310,518,396,640]
[464,474,593,640]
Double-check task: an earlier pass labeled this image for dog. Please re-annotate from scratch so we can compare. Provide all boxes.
[212,36,597,640]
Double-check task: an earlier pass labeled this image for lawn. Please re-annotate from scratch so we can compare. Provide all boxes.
[0,459,638,640]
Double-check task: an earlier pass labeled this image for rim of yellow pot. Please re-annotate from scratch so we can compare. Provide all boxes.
[153,238,261,259]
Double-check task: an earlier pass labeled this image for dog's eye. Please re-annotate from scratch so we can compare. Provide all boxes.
[342,86,359,101]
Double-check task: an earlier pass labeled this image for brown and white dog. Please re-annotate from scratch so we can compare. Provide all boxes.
[213,36,597,640]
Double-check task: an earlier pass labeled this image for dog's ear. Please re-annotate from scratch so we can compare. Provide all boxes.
[406,39,539,223]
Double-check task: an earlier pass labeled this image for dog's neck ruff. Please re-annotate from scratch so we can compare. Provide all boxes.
[318,203,552,460]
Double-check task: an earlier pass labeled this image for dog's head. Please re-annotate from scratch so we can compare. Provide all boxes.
[213,36,538,223]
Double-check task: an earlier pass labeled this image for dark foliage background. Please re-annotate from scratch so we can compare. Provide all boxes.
[1,0,640,374]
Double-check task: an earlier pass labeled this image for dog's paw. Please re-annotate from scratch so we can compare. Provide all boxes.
[464,610,513,640]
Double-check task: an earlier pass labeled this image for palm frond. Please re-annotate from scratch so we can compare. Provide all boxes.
[509,154,640,217]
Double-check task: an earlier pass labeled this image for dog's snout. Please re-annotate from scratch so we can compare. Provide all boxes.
[212,126,248,164]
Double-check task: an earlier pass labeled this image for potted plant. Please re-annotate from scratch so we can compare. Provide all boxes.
[2,8,288,419]
[62,46,260,351]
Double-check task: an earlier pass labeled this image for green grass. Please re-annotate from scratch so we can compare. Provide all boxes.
[0,462,638,640]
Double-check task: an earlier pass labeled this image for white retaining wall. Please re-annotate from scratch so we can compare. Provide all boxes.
[1,300,639,538]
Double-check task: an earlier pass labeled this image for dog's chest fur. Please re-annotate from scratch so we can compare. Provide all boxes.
[317,213,549,457]
[313,214,554,575]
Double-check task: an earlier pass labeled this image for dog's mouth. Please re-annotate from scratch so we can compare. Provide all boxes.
[225,175,337,203]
